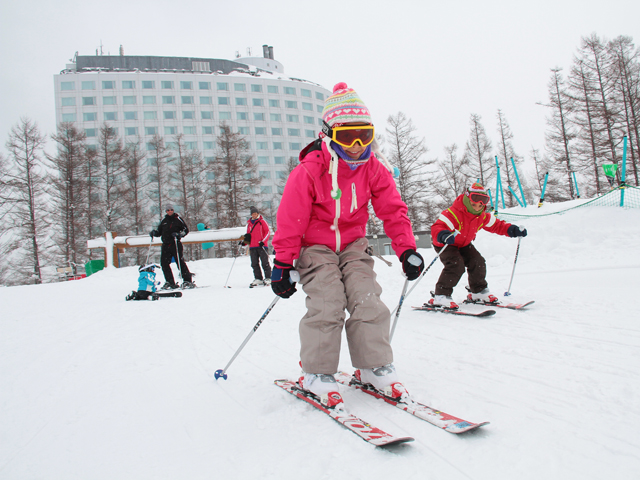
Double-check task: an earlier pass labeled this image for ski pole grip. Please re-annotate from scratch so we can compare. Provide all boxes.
[290,270,300,283]
[408,255,422,266]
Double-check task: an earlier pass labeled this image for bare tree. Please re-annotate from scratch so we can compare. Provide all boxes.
[147,134,172,223]
[95,124,127,234]
[47,122,89,275]
[496,109,524,206]
[429,143,469,208]
[462,114,494,186]
[4,118,49,284]
[385,112,433,230]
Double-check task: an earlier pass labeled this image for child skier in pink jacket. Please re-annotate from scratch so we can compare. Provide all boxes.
[271,82,424,408]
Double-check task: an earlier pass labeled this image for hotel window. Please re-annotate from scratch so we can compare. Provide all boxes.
[181,96,194,104]
[104,112,117,121]
[60,82,75,91]
[251,84,262,93]
[258,156,269,164]
[218,97,229,105]
[145,127,157,135]
[125,127,138,136]
[271,128,283,136]
[259,171,271,179]
[302,102,313,111]
[102,81,115,89]
[273,142,283,150]
[165,126,176,135]
[61,97,75,106]
[219,112,231,120]
[238,127,250,135]
[256,141,268,150]
[253,98,264,107]
[184,126,196,134]
[255,127,266,135]
[162,96,175,104]
[85,128,96,137]
[203,141,215,150]
[261,186,273,194]
[276,171,288,179]
[285,101,298,109]
[234,83,246,92]
[288,128,300,136]
[185,142,197,150]
[290,142,302,150]
[142,81,155,89]
[254,113,265,121]
[199,82,211,90]
[123,96,136,105]
[144,111,157,120]
[316,92,324,101]
[267,85,278,94]
[203,126,214,135]
[83,112,97,121]
[237,112,248,121]
[161,81,174,89]
[286,114,299,123]
[163,111,176,120]
[124,111,137,120]
[200,96,212,105]
[180,81,193,89]
[284,87,296,95]
[82,81,95,90]
[306,129,316,138]
[301,89,311,98]
[269,99,280,108]
[182,111,194,119]
[304,116,314,124]
[103,96,116,105]
[142,96,156,104]
[270,113,282,121]
[274,156,284,164]
[201,111,213,119]
[317,105,323,113]
[236,97,247,106]
[122,80,135,89]
[217,82,229,91]
[82,97,96,106]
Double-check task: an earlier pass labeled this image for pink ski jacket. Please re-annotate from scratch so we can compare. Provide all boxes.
[272,139,416,265]
[246,216,270,248]
[431,194,512,248]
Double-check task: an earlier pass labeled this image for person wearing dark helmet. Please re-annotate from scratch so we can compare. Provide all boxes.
[428,183,527,310]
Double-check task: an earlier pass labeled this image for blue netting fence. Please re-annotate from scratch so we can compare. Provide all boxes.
[495,185,640,221]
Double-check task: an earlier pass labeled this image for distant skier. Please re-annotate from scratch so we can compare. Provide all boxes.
[150,205,196,289]
[240,206,272,287]
[428,183,528,310]
[271,82,424,408]
[125,264,181,300]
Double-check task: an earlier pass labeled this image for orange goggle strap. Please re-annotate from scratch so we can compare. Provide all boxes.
[321,121,374,148]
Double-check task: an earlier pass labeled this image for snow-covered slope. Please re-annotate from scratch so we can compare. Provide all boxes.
[1,205,639,479]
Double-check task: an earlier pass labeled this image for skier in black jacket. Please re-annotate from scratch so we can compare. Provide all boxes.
[150,205,196,289]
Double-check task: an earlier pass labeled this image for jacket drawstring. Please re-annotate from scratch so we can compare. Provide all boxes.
[350,183,357,213]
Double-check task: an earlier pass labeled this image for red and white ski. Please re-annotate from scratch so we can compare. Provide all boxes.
[274,379,414,447]
[335,372,489,434]
[413,305,496,317]
[464,299,535,310]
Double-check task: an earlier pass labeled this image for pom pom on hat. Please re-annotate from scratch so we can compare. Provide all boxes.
[322,82,372,128]
[467,182,488,195]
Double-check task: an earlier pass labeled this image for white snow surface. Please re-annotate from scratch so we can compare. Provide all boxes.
[1,205,640,479]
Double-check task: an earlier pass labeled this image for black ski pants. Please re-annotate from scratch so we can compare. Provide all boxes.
[161,240,192,284]
[434,243,487,297]
[250,247,272,281]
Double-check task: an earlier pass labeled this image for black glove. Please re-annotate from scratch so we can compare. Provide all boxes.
[437,230,456,245]
[507,225,527,238]
[241,233,251,246]
[150,230,158,238]
[399,250,424,281]
[271,260,297,298]
[259,241,264,247]
[172,231,183,239]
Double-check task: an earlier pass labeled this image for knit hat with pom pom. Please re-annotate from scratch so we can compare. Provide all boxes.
[322,82,372,127]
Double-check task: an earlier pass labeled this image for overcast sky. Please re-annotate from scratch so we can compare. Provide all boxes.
[1,0,638,171]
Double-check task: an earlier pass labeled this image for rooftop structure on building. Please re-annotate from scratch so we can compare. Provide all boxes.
[54,45,331,226]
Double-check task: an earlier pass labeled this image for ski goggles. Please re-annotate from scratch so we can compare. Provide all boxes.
[322,121,375,148]
[468,192,490,205]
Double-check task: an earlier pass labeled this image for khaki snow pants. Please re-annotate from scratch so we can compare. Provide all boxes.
[296,238,393,374]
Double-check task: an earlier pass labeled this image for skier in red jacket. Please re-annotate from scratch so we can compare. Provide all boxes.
[240,206,272,287]
[429,183,527,309]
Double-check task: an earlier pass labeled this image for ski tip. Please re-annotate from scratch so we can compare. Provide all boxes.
[480,310,497,316]
[214,369,228,380]
[375,436,415,447]
[445,421,490,434]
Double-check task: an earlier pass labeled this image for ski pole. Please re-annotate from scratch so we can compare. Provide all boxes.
[504,236,522,296]
[389,254,422,342]
[223,254,237,288]
[145,235,153,265]
[215,271,300,380]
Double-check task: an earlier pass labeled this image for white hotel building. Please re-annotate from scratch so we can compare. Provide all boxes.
[53,46,331,219]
